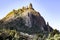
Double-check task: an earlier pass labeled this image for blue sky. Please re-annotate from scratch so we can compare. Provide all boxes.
[0,0,60,31]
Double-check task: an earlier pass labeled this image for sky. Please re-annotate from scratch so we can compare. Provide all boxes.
[0,0,60,31]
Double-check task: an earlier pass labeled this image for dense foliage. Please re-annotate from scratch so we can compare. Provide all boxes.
[46,29,60,40]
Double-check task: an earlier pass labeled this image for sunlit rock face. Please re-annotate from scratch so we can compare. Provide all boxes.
[0,3,53,34]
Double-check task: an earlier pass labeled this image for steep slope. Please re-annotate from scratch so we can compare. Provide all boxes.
[0,3,53,34]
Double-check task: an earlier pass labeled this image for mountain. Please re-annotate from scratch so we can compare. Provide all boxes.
[0,3,53,34]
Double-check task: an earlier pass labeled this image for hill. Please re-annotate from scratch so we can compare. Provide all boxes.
[0,3,55,40]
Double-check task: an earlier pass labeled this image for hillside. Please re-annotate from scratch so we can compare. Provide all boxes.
[0,3,53,34]
[0,3,57,40]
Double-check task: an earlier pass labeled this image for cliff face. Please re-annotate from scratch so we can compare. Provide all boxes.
[0,3,53,34]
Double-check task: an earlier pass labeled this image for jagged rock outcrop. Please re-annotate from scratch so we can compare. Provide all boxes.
[0,3,53,34]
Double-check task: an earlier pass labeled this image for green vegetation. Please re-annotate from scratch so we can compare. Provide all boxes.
[0,29,47,40]
[0,29,59,40]
[0,29,31,40]
[46,29,60,40]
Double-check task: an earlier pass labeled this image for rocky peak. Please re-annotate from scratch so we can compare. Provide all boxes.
[28,3,33,9]
[0,3,53,34]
